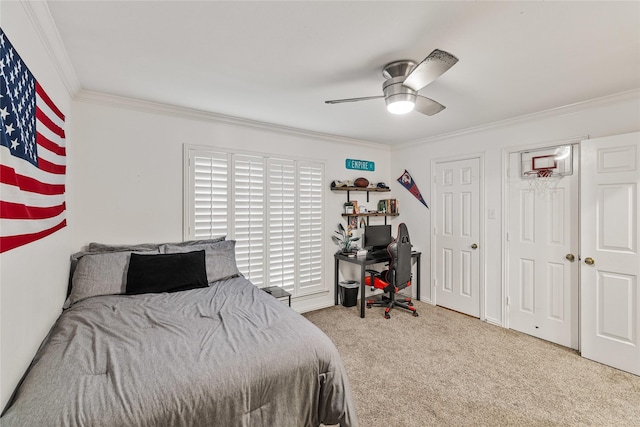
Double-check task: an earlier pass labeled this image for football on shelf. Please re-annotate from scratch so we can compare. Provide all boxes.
[354,177,369,188]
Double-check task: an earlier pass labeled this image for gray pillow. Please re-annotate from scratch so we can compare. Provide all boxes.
[86,242,162,253]
[86,237,226,254]
[161,240,240,284]
[66,250,158,307]
[166,236,226,248]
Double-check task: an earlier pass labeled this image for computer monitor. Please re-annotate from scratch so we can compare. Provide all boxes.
[364,225,393,249]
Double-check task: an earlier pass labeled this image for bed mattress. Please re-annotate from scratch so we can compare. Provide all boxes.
[1,276,357,426]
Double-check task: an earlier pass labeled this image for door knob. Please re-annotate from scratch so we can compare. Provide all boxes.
[471,243,478,249]
[565,254,575,262]
[584,257,595,266]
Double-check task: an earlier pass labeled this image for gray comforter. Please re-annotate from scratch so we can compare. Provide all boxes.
[2,277,357,426]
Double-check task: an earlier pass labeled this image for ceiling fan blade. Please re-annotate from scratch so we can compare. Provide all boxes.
[325,95,384,104]
[414,95,446,116]
[403,49,458,92]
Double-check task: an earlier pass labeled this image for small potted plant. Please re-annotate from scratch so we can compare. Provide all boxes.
[332,223,359,254]
[344,201,354,214]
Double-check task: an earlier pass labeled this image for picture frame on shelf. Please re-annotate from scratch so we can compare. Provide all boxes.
[349,216,358,229]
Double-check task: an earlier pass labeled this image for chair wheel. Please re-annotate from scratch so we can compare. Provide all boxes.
[366,304,371,309]
[408,302,414,306]
[413,312,419,317]
[384,313,390,319]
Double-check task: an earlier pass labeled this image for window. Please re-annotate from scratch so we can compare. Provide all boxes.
[185,146,325,296]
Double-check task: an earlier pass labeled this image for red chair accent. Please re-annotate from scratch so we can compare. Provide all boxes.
[365,223,418,319]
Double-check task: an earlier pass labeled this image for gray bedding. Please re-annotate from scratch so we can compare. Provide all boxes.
[2,277,357,426]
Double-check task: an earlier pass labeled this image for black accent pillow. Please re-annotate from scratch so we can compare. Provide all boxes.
[126,250,208,295]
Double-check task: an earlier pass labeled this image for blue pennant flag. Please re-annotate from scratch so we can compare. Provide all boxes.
[397,170,428,209]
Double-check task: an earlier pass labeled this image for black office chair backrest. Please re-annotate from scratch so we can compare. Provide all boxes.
[386,223,412,290]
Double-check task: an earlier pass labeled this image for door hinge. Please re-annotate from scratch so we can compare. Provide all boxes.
[506,296,510,305]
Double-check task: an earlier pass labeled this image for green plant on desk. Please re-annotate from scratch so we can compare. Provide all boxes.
[332,223,359,253]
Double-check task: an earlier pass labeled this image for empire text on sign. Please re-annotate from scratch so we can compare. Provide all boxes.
[345,159,375,172]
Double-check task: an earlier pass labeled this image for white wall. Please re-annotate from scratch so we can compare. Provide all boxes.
[68,93,393,313]
[0,2,73,409]
[391,91,640,325]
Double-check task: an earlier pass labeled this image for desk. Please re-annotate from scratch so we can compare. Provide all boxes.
[334,251,422,318]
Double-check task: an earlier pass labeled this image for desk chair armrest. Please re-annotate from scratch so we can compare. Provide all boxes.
[365,269,380,291]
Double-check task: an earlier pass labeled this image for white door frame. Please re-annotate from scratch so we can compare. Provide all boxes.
[431,153,485,321]
[501,136,586,329]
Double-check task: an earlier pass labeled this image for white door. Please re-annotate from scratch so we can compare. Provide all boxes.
[581,132,640,376]
[434,158,481,317]
[507,147,579,349]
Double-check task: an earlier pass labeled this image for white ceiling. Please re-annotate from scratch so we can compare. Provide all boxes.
[46,1,640,145]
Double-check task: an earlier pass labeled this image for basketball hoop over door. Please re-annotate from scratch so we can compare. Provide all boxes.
[519,145,573,192]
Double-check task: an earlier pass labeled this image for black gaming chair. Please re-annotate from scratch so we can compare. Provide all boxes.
[365,223,418,319]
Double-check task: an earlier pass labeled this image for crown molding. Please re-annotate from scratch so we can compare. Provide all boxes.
[396,89,640,150]
[20,0,81,96]
[74,90,390,150]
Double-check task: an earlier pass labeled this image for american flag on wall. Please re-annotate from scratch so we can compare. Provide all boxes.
[0,28,67,253]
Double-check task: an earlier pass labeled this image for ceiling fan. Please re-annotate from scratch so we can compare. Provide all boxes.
[325,49,458,116]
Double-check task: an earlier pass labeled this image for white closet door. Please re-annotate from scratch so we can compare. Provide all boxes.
[507,147,579,349]
[581,132,640,376]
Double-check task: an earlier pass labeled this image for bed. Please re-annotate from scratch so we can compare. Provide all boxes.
[1,239,358,426]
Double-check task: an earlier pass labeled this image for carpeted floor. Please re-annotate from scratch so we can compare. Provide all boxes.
[304,300,640,427]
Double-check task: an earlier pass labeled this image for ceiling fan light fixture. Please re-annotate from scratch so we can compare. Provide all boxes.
[325,49,458,117]
[385,94,415,114]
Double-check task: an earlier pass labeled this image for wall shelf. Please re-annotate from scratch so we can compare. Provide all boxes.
[331,186,389,202]
[341,212,399,218]
[332,186,397,225]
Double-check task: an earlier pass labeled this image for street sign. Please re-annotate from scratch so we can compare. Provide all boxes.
[345,158,375,172]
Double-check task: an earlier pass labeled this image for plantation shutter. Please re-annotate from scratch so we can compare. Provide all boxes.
[297,161,324,293]
[185,146,325,297]
[190,150,229,239]
[267,159,296,292]
[233,155,265,286]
